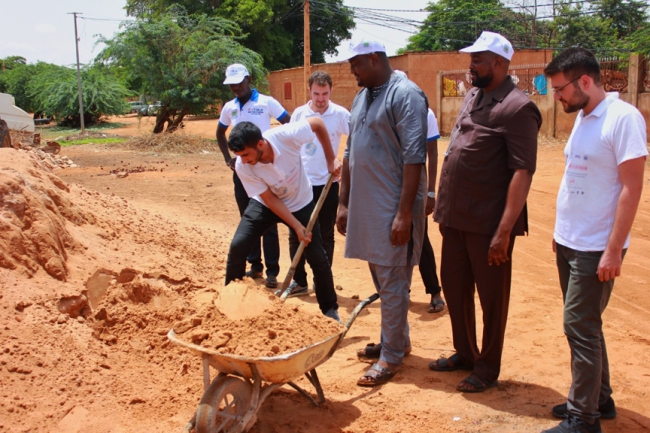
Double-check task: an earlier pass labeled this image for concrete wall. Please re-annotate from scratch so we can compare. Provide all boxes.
[267,49,553,113]
[637,93,650,138]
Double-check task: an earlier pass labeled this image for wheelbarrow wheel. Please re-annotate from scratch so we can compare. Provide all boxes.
[196,376,253,433]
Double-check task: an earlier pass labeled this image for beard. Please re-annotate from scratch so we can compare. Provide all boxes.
[562,87,590,113]
[471,70,494,88]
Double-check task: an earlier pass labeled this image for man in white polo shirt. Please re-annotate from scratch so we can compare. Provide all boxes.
[542,48,647,433]
[224,118,342,322]
[216,63,290,289]
[286,70,350,296]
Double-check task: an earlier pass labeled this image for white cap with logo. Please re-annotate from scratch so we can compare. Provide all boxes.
[223,63,250,85]
[341,37,386,60]
[459,31,514,61]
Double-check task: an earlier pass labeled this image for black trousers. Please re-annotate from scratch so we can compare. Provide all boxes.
[225,200,338,314]
[420,219,442,296]
[289,182,339,287]
[233,172,280,278]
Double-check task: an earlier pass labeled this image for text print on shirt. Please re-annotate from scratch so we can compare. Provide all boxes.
[565,153,589,195]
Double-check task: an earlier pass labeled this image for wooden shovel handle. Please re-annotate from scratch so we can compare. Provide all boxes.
[280,174,335,300]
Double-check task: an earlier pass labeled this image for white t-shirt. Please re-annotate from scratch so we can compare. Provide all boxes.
[235,120,316,213]
[290,101,350,186]
[427,108,441,142]
[554,93,648,251]
[218,89,288,133]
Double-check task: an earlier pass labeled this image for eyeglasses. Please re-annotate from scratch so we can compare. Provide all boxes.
[552,77,580,94]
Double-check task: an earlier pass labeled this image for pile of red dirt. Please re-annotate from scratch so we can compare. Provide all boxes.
[0,148,90,280]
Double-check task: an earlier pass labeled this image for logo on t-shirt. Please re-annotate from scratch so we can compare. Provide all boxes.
[247,108,264,115]
[231,109,238,118]
[272,185,288,196]
[304,142,317,156]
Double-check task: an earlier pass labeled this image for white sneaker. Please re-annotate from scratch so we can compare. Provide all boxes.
[274,280,309,298]
[324,308,341,324]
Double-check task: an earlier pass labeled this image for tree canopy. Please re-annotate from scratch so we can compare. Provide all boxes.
[27,64,130,126]
[123,0,355,70]
[98,6,267,133]
[403,0,648,54]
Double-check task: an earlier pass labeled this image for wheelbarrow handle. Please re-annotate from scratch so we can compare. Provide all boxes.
[280,173,335,301]
[344,293,380,329]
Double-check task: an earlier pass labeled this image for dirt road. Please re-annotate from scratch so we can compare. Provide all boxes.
[1,114,649,433]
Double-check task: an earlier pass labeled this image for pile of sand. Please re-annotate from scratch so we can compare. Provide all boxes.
[0,148,90,280]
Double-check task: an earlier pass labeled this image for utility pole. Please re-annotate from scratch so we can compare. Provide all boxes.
[304,0,310,103]
[69,12,85,133]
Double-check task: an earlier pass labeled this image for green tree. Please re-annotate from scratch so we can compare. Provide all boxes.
[625,22,650,54]
[4,62,60,114]
[0,56,28,93]
[549,2,618,51]
[123,0,355,70]
[98,7,266,133]
[593,0,647,39]
[403,0,528,52]
[27,64,130,127]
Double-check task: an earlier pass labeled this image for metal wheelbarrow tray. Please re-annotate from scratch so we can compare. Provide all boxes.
[168,293,379,433]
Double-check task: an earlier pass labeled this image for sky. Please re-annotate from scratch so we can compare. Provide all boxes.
[0,0,431,68]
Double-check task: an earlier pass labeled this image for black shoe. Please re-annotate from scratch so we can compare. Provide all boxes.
[265,276,278,289]
[245,270,263,279]
[542,416,602,433]
[552,397,617,420]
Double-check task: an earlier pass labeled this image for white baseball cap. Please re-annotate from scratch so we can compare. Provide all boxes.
[459,31,514,61]
[223,63,250,85]
[341,37,386,61]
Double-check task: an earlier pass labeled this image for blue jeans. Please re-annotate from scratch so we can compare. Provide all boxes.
[556,243,626,424]
[233,172,280,278]
[225,200,338,314]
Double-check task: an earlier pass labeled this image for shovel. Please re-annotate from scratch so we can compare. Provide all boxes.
[279,173,334,300]
[214,173,334,319]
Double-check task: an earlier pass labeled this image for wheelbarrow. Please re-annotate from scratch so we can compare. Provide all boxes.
[168,293,379,433]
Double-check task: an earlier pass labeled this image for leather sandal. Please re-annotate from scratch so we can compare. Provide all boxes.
[357,363,397,387]
[456,373,498,393]
[429,353,472,371]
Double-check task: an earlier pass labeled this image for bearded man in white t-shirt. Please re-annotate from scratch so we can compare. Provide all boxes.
[542,48,647,433]
[224,118,342,322]
[286,71,350,297]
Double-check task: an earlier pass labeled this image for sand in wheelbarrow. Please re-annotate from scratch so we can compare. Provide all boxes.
[181,279,344,358]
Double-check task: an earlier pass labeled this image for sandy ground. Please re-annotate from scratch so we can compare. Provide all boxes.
[1,113,650,433]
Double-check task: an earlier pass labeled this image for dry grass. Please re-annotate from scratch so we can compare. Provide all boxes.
[119,132,221,155]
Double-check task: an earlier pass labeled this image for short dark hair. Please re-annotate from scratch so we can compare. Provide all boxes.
[309,70,332,88]
[544,47,601,85]
[228,121,263,152]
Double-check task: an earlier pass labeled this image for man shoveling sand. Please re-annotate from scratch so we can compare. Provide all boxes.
[223,118,342,322]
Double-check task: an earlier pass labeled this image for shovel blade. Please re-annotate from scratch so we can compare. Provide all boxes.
[214,280,275,321]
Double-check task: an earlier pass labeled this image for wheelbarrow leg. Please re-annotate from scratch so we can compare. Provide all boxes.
[305,369,325,404]
[286,368,325,407]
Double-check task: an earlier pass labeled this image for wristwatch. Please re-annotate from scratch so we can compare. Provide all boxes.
[427,191,436,199]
